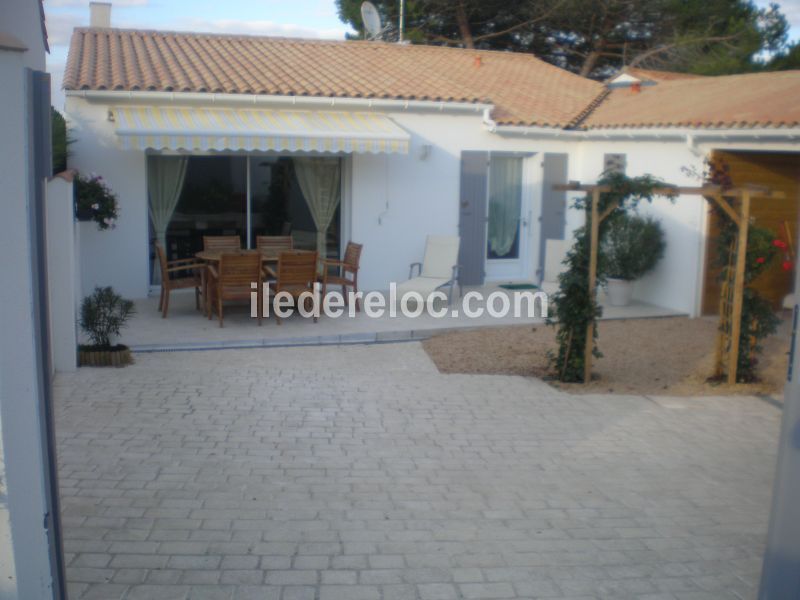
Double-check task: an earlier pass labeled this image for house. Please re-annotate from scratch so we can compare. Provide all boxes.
[0,0,65,597]
[64,3,800,317]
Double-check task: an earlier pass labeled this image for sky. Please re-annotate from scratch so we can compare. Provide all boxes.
[44,0,800,110]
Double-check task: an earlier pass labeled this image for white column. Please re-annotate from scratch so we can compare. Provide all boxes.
[45,176,78,373]
[759,242,800,596]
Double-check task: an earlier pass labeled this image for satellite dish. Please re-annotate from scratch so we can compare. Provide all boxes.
[360,2,382,39]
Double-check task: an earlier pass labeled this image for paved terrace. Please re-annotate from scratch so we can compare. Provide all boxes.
[56,343,779,600]
[121,286,682,351]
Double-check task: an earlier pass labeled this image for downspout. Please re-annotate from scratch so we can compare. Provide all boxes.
[482,108,497,133]
[687,131,707,318]
[686,133,703,157]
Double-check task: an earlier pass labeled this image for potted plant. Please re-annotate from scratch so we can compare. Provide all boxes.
[78,287,135,367]
[74,172,119,230]
[601,213,666,306]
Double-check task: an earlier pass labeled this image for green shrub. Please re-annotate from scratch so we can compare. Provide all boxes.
[79,287,135,349]
[602,213,666,280]
[51,107,72,175]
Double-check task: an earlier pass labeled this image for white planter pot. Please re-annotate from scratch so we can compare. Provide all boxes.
[606,278,634,307]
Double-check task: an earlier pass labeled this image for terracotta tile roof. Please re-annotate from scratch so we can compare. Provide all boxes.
[582,70,800,129]
[63,27,604,127]
[617,67,705,82]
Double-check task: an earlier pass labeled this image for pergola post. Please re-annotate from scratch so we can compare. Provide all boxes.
[727,189,751,384]
[585,188,601,383]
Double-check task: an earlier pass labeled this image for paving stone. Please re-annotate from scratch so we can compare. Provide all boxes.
[55,343,781,600]
[418,582,459,599]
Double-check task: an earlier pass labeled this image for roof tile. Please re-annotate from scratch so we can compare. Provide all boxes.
[63,28,800,130]
[64,27,603,127]
[584,70,800,129]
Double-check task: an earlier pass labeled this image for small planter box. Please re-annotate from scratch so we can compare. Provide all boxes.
[78,345,133,367]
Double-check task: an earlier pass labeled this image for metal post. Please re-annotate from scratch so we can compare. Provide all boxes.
[245,155,252,249]
[399,0,405,42]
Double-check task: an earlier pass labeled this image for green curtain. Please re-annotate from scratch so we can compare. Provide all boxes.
[294,157,341,261]
[148,155,188,284]
[487,156,523,258]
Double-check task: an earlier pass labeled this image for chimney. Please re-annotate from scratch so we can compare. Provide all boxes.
[474,56,482,69]
[90,2,112,28]
[630,82,641,94]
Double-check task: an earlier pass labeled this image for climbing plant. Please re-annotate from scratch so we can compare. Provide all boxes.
[548,171,671,383]
[704,157,786,383]
[716,224,783,381]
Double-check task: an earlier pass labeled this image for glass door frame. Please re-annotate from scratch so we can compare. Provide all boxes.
[484,151,538,282]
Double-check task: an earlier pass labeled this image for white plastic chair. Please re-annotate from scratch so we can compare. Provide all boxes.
[396,235,461,305]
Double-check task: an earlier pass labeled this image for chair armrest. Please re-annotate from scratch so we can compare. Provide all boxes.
[167,263,201,274]
[168,257,199,266]
[409,262,422,279]
[322,258,342,281]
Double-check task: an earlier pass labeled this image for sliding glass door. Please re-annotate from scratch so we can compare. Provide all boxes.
[150,155,342,285]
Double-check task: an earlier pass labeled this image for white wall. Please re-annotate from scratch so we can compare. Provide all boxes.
[576,139,707,315]
[65,98,149,299]
[66,93,798,316]
[65,100,578,299]
[350,111,577,291]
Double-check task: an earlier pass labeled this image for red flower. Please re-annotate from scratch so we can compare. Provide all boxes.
[773,239,788,250]
[782,260,793,272]
[756,257,765,264]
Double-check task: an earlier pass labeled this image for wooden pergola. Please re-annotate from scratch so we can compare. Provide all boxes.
[553,182,785,384]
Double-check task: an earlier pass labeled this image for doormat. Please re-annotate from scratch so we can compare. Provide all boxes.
[498,283,538,290]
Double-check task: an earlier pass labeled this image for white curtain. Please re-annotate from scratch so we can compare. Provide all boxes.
[148,155,188,284]
[294,157,341,261]
[487,156,523,258]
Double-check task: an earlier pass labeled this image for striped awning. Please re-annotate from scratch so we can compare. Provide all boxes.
[112,106,410,154]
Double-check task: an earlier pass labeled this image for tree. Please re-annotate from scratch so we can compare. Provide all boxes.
[335,0,792,78]
[51,107,71,175]
[765,41,800,70]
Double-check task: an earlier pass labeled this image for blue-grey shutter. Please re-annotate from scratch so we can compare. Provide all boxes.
[458,151,489,286]
[538,153,568,280]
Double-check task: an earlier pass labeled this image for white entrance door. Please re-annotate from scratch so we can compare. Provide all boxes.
[484,154,532,281]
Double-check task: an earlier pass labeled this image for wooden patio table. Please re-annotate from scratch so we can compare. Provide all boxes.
[194,249,315,315]
[195,249,281,316]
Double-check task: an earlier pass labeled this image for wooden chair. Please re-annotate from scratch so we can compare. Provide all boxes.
[155,244,203,318]
[267,250,319,325]
[256,235,293,256]
[203,235,241,252]
[322,242,363,311]
[206,252,262,328]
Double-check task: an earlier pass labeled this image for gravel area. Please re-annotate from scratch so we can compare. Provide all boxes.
[423,315,791,396]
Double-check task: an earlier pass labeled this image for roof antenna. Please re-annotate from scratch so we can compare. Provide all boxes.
[399,0,405,42]
[360,2,384,40]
